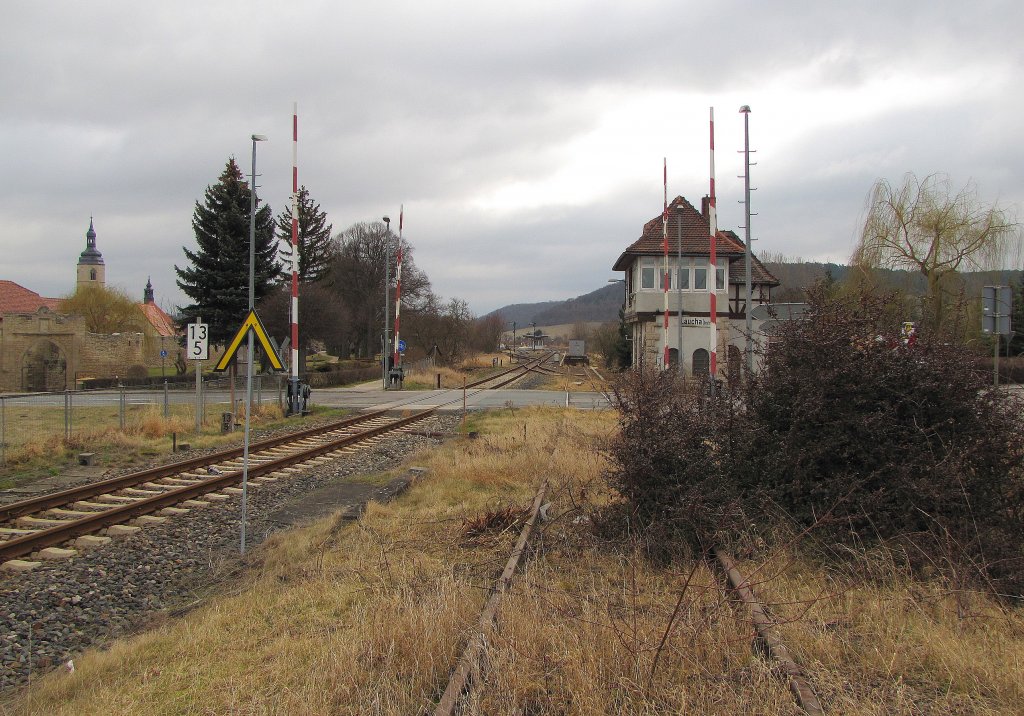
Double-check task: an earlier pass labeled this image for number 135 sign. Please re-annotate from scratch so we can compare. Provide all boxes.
[188,322,209,361]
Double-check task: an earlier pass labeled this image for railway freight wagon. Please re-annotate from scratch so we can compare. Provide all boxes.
[563,339,589,366]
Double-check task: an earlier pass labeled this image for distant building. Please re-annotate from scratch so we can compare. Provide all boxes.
[0,220,181,391]
[611,195,779,375]
[76,218,105,289]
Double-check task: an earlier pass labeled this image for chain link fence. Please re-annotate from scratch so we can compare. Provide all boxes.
[0,374,291,467]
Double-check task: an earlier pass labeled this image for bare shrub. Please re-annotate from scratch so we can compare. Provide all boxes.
[601,364,746,556]
[740,287,1024,594]
[126,364,149,380]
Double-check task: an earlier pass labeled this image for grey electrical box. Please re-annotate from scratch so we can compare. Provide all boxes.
[982,285,1012,335]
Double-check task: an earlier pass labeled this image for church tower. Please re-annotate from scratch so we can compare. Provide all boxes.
[76,217,105,289]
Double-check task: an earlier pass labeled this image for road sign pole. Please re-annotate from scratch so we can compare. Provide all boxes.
[195,359,202,433]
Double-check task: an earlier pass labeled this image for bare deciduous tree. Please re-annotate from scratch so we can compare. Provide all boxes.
[852,172,1020,331]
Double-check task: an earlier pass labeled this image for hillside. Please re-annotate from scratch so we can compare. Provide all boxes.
[485,265,1023,327]
[485,283,622,326]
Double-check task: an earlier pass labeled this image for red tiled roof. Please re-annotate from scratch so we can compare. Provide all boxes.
[612,196,779,286]
[0,280,62,313]
[140,302,178,338]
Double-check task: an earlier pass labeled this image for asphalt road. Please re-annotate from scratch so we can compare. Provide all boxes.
[0,383,612,413]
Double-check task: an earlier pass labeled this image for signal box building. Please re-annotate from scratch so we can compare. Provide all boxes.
[612,195,779,375]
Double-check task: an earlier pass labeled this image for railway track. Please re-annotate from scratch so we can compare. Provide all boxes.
[0,408,437,565]
[0,352,562,568]
[463,351,558,389]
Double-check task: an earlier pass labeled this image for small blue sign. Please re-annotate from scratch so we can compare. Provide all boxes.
[397,339,407,353]
[160,349,168,358]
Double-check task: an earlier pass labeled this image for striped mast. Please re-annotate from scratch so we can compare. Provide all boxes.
[708,107,718,381]
[289,101,300,411]
[662,158,670,369]
[393,205,404,369]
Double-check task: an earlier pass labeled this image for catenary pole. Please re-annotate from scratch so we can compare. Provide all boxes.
[740,105,754,374]
[662,158,670,370]
[242,133,266,554]
[708,108,718,388]
[289,102,301,414]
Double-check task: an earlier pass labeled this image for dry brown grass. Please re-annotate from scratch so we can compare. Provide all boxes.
[8,407,1024,715]
[1,404,337,489]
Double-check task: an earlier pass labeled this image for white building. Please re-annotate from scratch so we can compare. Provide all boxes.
[612,195,779,376]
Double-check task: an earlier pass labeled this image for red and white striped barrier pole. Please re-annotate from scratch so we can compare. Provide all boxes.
[708,107,718,385]
[393,206,404,372]
[662,158,670,370]
[289,102,301,414]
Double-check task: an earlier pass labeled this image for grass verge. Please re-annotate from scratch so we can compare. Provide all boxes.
[6,407,1023,714]
[0,405,349,490]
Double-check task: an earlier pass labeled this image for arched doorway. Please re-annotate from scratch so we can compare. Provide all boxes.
[667,347,679,370]
[22,340,67,392]
[691,348,709,377]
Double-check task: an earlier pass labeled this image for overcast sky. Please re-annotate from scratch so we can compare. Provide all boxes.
[2,1,1022,316]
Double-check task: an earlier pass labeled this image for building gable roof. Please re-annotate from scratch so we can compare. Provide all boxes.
[139,301,177,338]
[612,196,779,286]
[0,280,63,313]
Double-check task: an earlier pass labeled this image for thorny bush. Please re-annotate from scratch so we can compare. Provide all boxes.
[606,287,1024,594]
[603,365,747,558]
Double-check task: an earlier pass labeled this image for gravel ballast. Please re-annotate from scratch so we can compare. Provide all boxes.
[0,414,458,691]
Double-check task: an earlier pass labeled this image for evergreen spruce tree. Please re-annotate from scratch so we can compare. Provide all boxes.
[175,158,280,345]
[275,186,334,283]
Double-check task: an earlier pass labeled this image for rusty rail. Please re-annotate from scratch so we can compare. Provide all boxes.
[434,481,549,715]
[712,548,825,716]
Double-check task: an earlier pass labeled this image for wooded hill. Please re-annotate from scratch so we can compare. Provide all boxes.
[486,264,1023,327]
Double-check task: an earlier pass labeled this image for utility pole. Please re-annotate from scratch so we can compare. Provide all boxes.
[740,105,754,374]
[382,216,390,390]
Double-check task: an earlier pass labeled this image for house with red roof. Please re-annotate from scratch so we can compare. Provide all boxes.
[612,195,779,375]
[1,221,182,391]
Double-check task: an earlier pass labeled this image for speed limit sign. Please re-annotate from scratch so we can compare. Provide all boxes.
[187,322,209,360]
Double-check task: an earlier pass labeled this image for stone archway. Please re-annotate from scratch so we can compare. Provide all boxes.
[22,340,67,392]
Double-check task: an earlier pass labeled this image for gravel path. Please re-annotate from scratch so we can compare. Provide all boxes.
[0,414,458,692]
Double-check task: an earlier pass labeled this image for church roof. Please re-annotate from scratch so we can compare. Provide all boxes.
[139,302,177,338]
[78,217,104,266]
[0,280,63,313]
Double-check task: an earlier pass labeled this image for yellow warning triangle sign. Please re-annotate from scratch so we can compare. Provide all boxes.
[214,310,284,372]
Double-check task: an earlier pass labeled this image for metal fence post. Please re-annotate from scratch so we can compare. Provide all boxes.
[257,374,262,407]
[278,374,283,412]
[64,390,71,440]
[1,396,6,467]
[119,383,125,430]
[163,379,169,418]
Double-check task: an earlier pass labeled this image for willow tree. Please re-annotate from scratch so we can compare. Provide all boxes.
[852,172,1019,332]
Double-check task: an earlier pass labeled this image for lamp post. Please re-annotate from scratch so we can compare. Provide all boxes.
[510,321,517,361]
[382,216,391,390]
[241,133,267,555]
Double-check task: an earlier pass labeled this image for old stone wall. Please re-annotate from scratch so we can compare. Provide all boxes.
[0,309,83,392]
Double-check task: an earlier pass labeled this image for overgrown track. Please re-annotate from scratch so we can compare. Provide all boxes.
[0,409,436,563]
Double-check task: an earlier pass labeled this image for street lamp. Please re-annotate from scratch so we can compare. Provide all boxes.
[382,216,391,390]
[509,321,517,362]
[241,133,267,555]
